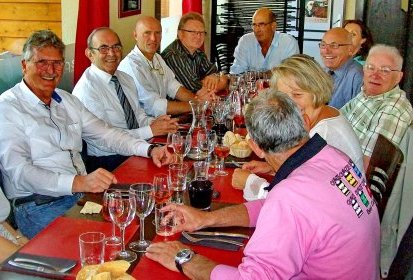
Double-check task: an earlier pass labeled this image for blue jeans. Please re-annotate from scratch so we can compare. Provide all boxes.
[13,193,82,238]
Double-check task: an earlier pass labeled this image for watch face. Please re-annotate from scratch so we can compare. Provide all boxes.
[177,248,191,259]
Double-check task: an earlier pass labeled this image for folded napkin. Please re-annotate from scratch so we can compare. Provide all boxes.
[80,201,102,214]
[180,233,246,252]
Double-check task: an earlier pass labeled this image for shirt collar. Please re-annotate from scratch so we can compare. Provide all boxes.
[265,133,327,191]
[90,63,113,84]
[176,39,201,59]
[361,85,403,100]
[330,58,354,77]
[19,79,62,107]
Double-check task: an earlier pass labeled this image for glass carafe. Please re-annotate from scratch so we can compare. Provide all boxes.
[187,100,209,160]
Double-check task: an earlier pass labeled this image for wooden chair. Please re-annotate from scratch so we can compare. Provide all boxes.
[366,134,404,220]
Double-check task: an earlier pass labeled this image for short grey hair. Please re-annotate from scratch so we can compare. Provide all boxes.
[22,30,65,61]
[367,44,403,70]
[245,90,309,154]
[87,27,122,49]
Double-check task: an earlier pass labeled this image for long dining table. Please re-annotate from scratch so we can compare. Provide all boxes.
[0,152,256,279]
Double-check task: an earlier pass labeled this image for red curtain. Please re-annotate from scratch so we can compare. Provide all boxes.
[73,0,109,84]
[182,0,202,14]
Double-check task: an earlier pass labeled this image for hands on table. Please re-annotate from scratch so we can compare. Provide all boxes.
[72,168,118,193]
[151,145,175,167]
[150,115,179,136]
[231,160,274,190]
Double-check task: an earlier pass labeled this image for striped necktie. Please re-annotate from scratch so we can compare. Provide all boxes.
[111,75,139,129]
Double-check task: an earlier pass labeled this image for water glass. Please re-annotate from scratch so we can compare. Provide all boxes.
[168,163,189,204]
[193,161,209,180]
[79,232,105,267]
[153,174,174,237]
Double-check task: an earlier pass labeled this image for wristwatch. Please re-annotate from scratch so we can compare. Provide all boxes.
[175,248,195,274]
[147,144,155,157]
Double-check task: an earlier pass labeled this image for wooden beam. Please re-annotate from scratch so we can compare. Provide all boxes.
[0,3,61,21]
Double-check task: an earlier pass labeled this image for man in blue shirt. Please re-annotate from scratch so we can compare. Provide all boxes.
[230,7,299,74]
[320,27,363,109]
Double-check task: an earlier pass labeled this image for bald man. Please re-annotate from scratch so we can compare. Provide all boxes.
[118,16,213,117]
[320,27,363,108]
[230,7,299,74]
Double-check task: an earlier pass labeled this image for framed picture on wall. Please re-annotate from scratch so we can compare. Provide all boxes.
[118,0,141,18]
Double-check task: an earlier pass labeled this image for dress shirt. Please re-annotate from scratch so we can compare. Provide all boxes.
[212,135,380,279]
[341,86,413,157]
[0,188,10,222]
[328,58,363,109]
[243,113,364,201]
[0,81,151,199]
[73,64,154,157]
[229,31,299,74]
[118,45,182,117]
[161,39,217,92]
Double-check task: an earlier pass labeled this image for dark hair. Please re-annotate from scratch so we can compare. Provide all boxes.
[22,30,65,61]
[343,19,374,60]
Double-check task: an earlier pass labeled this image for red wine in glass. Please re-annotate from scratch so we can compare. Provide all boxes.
[102,200,111,222]
[214,145,230,158]
[166,144,174,154]
[154,190,172,205]
[233,114,245,126]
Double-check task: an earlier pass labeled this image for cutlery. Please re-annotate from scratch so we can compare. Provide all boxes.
[13,257,76,272]
[190,231,249,239]
[182,231,244,247]
[7,260,71,277]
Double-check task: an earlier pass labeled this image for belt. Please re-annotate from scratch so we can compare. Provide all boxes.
[14,194,64,207]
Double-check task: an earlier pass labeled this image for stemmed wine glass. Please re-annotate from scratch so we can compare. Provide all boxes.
[128,183,155,252]
[102,189,122,260]
[214,143,230,176]
[172,132,192,163]
[197,128,209,159]
[108,190,137,262]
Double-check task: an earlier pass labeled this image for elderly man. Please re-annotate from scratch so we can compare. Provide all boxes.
[118,16,212,118]
[162,12,227,93]
[0,30,172,238]
[73,27,178,172]
[146,91,380,279]
[320,27,363,108]
[341,44,413,169]
[229,7,299,74]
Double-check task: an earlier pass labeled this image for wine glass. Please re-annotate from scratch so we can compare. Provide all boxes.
[168,163,190,205]
[166,133,175,154]
[102,189,122,260]
[214,144,230,176]
[206,130,217,180]
[108,190,137,262]
[172,132,192,163]
[197,128,209,159]
[212,99,229,140]
[128,183,155,252]
[153,174,174,237]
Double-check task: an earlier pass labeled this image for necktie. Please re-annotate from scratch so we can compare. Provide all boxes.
[328,70,335,76]
[111,75,139,129]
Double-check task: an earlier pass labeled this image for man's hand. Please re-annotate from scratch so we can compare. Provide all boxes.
[232,168,252,190]
[195,87,216,102]
[202,74,220,91]
[146,241,187,272]
[151,146,174,167]
[72,168,117,193]
[242,160,275,175]
[150,115,178,136]
[161,204,210,234]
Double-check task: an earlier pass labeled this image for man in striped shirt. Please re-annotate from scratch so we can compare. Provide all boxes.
[341,44,413,169]
[161,12,227,93]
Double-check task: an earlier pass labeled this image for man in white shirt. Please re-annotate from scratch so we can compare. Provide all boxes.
[118,15,213,117]
[0,30,172,238]
[73,27,178,172]
[230,7,299,74]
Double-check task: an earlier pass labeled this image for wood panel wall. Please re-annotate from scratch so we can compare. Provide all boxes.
[0,0,61,54]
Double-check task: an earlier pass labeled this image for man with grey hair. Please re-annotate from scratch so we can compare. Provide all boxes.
[145,91,380,279]
[0,30,172,238]
[341,44,413,169]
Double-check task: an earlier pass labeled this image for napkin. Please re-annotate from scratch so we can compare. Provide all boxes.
[180,233,246,252]
[80,201,102,214]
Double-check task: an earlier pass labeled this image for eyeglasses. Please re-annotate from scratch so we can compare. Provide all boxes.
[180,29,207,36]
[32,59,65,70]
[251,22,273,29]
[146,56,164,75]
[364,63,400,76]
[89,44,122,54]
[318,42,352,49]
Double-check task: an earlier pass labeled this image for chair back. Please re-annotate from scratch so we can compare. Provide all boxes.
[366,134,404,220]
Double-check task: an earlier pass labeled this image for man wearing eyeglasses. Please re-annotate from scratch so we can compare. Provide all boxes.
[229,7,299,74]
[341,44,413,169]
[0,30,173,238]
[319,27,363,109]
[73,27,178,172]
[119,16,213,118]
[161,12,228,93]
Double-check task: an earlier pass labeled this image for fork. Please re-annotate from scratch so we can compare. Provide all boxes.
[182,231,244,247]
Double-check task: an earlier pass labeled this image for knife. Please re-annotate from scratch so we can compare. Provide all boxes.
[190,231,250,239]
[7,260,71,277]
[14,257,75,272]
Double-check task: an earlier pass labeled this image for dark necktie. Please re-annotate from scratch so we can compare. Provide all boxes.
[328,70,335,76]
[111,75,139,129]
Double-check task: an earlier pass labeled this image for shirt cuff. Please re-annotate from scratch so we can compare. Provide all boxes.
[58,174,77,196]
[153,99,168,117]
[129,126,153,140]
[243,174,269,201]
[135,142,152,158]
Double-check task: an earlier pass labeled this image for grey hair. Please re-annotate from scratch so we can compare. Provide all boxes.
[22,30,65,61]
[245,90,309,154]
[367,44,403,70]
[87,27,122,49]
